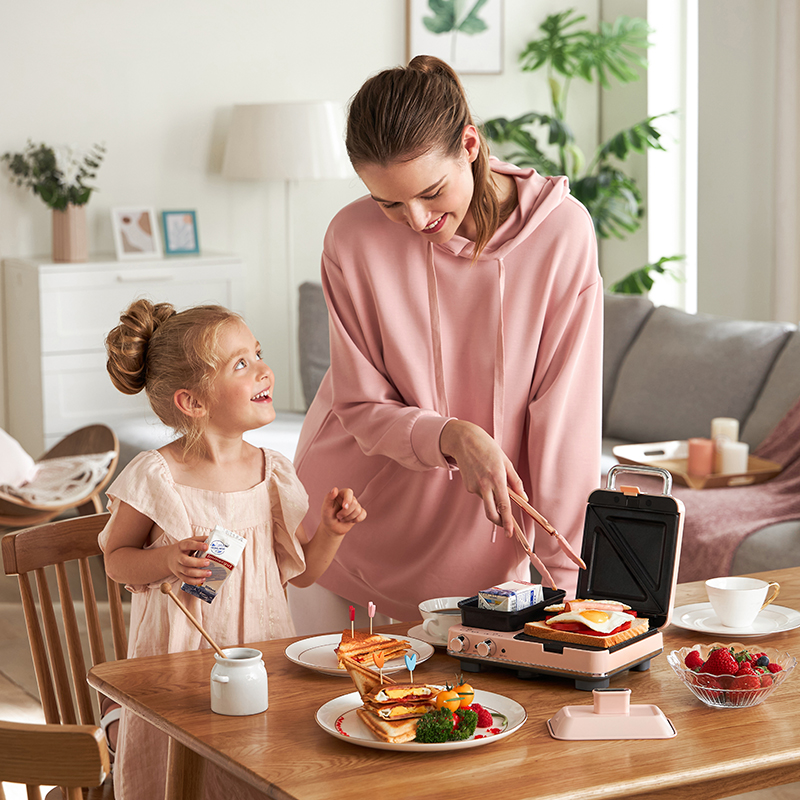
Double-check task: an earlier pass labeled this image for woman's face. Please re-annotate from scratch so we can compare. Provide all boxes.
[357,125,481,244]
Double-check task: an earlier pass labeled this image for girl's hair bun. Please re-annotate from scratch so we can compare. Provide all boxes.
[105,298,176,395]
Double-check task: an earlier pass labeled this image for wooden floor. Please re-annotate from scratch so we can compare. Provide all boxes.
[0,561,797,799]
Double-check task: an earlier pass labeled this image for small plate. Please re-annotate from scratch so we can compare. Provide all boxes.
[670,603,800,637]
[315,689,526,751]
[284,633,434,676]
[406,623,448,648]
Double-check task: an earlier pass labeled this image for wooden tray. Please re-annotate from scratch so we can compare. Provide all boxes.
[612,440,782,490]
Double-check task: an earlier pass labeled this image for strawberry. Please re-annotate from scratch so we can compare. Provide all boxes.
[733,673,760,691]
[702,648,739,676]
[684,650,703,671]
[735,663,755,676]
[760,673,774,688]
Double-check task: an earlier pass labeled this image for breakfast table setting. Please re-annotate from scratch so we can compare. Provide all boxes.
[89,565,800,800]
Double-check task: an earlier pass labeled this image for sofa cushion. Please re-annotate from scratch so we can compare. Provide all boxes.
[298,281,330,409]
[740,328,800,448]
[602,293,654,428]
[605,306,793,443]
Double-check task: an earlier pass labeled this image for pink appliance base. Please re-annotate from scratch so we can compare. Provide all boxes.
[446,624,664,691]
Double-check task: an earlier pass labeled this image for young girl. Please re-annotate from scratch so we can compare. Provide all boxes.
[101,299,366,799]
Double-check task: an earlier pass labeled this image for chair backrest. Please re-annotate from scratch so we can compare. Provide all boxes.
[0,719,110,800]
[1,513,127,729]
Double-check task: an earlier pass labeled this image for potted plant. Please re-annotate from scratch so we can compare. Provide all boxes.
[2,141,105,263]
[482,9,682,294]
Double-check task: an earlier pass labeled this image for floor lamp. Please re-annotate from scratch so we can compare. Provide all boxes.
[222,101,351,408]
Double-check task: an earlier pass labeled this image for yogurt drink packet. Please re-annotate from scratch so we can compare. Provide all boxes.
[181,525,246,604]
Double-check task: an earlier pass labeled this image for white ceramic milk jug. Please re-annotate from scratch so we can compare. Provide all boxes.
[210,647,269,716]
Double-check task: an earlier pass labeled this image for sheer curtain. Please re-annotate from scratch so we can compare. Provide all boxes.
[773,0,800,323]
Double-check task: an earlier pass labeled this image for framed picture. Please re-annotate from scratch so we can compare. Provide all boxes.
[407,0,503,74]
[161,210,200,255]
[111,207,162,260]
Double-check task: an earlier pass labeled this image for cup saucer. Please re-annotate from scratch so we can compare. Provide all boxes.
[406,623,448,648]
[671,602,800,637]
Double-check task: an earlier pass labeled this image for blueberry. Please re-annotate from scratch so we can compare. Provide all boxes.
[756,655,769,667]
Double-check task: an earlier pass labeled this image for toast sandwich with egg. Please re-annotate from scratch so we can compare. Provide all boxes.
[340,655,396,698]
[336,629,411,669]
[355,706,420,744]
[524,599,650,648]
[361,683,437,720]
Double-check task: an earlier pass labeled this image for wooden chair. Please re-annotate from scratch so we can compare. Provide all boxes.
[0,425,119,528]
[1,513,126,798]
[0,719,110,800]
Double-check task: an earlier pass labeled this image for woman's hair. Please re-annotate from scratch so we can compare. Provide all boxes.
[346,54,501,259]
[105,300,242,456]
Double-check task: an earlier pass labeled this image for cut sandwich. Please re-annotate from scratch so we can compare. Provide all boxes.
[336,629,411,669]
[340,655,396,699]
[356,706,420,744]
[524,598,650,648]
[362,683,437,721]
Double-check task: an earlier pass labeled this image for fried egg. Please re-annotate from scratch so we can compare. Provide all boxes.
[545,609,635,633]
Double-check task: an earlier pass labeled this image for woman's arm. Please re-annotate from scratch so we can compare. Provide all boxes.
[102,501,212,586]
[290,487,366,588]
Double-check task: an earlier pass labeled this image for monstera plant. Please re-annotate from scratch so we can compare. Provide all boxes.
[482,9,683,294]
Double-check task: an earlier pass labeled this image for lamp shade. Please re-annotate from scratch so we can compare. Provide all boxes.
[222,101,351,181]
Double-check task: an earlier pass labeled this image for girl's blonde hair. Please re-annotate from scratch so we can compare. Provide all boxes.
[105,299,242,456]
[346,54,500,259]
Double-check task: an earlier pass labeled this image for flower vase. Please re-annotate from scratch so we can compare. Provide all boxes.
[52,204,88,263]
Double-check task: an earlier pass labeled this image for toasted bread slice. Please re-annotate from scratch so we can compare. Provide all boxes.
[340,656,396,698]
[363,700,434,720]
[365,684,438,704]
[336,630,411,668]
[356,706,419,744]
[523,615,650,648]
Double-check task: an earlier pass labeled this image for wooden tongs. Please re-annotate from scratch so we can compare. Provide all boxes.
[507,488,587,590]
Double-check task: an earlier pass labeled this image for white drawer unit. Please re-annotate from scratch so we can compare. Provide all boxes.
[3,254,245,455]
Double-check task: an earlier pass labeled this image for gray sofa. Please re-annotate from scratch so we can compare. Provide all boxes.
[299,282,800,576]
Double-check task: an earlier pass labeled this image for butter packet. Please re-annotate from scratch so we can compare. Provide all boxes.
[181,525,246,604]
[478,580,544,612]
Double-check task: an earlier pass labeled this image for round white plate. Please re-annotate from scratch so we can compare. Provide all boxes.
[284,633,434,677]
[670,603,800,637]
[406,623,447,648]
[315,689,526,751]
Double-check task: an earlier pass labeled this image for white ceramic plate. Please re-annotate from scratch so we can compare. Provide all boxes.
[284,633,434,676]
[315,689,526,751]
[670,603,800,637]
[406,623,447,648]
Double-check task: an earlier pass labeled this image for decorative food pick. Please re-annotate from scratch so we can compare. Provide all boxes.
[368,601,376,635]
[349,605,355,638]
[405,652,417,684]
[160,583,227,658]
[373,649,386,684]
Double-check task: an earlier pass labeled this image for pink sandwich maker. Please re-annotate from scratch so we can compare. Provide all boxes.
[446,465,685,690]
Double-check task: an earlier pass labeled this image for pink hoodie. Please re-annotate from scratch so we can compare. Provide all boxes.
[294,160,602,621]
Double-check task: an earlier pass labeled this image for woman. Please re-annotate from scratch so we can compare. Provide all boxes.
[291,56,602,630]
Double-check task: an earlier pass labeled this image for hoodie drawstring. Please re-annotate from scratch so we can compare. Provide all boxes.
[493,257,506,447]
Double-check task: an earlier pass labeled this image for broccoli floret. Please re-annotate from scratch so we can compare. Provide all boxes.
[414,708,454,743]
[450,708,478,741]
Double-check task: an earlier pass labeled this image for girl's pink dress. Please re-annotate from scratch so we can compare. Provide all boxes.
[99,448,307,800]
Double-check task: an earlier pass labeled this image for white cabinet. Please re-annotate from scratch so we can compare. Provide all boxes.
[3,254,245,455]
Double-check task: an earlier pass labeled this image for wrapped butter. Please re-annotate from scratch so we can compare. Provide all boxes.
[181,525,246,604]
[478,580,543,612]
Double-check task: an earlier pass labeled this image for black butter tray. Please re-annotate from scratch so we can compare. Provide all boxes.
[458,587,566,632]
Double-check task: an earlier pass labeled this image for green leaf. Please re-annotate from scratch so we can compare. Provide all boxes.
[608,255,685,294]
[519,10,589,79]
[423,0,489,35]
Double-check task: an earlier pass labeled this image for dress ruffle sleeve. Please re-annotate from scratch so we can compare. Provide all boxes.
[265,450,308,585]
[98,450,194,594]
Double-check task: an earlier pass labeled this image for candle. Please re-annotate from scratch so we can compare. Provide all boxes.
[719,440,749,474]
[687,437,715,476]
[711,417,739,471]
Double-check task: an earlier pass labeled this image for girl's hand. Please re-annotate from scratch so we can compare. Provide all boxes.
[166,537,212,585]
[439,419,526,540]
[321,487,367,536]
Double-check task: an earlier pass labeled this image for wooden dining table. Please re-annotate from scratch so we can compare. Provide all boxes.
[88,568,800,800]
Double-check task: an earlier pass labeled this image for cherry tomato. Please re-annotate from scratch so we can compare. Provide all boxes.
[455,681,475,708]
[435,689,461,712]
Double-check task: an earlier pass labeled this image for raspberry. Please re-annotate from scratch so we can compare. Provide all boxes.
[767,663,783,673]
[469,703,494,728]
[684,650,703,671]
[702,648,739,676]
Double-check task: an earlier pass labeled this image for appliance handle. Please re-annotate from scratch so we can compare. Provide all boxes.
[606,464,673,496]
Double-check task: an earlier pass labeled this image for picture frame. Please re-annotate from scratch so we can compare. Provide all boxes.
[161,210,200,255]
[406,0,503,75]
[111,207,162,260]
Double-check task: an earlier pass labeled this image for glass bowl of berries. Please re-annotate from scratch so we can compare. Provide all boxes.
[667,643,796,709]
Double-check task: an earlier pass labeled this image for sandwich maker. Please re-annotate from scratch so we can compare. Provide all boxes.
[446,465,685,690]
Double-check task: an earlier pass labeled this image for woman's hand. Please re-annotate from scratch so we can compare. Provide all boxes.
[439,419,526,539]
[320,487,367,536]
[165,537,212,585]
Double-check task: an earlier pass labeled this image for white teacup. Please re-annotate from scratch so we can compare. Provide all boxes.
[705,577,781,629]
[210,647,269,716]
[419,596,467,643]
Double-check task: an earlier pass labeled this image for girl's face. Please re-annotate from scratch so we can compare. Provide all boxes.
[206,320,275,432]
[357,125,481,244]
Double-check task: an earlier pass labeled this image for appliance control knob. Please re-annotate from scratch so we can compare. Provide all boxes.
[449,635,470,652]
[476,639,494,657]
